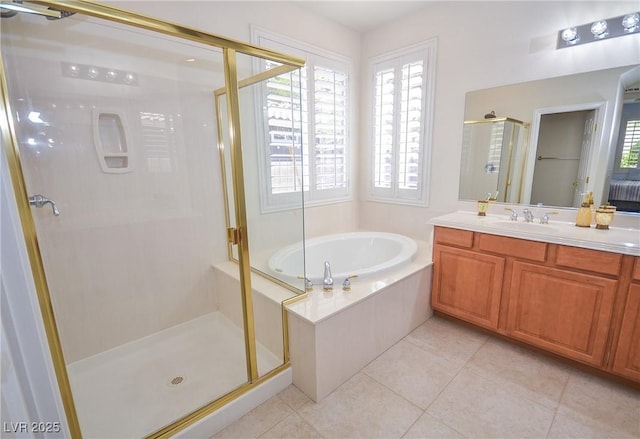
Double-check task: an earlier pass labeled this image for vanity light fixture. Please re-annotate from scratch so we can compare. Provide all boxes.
[557,11,640,49]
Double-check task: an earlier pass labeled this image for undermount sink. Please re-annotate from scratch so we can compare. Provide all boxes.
[491,220,560,233]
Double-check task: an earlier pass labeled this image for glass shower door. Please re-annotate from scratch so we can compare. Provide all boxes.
[1,11,249,438]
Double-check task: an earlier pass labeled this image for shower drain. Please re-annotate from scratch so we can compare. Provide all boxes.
[168,376,186,387]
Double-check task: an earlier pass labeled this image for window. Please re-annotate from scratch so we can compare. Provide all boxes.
[253,28,351,211]
[619,119,640,169]
[369,40,437,205]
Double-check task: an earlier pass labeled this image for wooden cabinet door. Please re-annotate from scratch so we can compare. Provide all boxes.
[611,284,640,382]
[432,245,504,330]
[506,261,617,367]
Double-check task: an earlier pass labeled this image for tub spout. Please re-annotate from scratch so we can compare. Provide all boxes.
[323,261,333,291]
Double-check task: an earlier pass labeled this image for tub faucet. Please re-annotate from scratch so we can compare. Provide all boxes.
[323,261,333,291]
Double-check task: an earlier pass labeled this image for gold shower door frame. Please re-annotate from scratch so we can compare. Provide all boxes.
[0,1,304,437]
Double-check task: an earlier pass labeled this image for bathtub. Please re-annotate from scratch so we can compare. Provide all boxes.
[281,232,433,402]
[267,231,418,284]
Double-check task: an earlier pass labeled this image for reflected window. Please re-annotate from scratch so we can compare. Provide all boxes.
[254,28,352,211]
[619,119,640,168]
[140,111,173,173]
[486,122,505,174]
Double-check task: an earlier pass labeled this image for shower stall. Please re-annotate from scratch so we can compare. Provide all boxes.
[1,1,305,437]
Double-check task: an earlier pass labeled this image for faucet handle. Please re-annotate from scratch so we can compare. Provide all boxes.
[540,211,559,224]
[342,275,359,291]
[504,207,518,221]
[297,276,313,292]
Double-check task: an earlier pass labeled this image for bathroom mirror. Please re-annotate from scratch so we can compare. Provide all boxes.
[459,64,640,212]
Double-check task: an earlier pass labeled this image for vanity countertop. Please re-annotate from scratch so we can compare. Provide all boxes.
[430,210,640,256]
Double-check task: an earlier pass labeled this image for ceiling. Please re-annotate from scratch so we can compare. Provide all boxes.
[296,1,435,32]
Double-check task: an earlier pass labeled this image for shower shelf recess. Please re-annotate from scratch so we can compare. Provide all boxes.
[93,109,132,173]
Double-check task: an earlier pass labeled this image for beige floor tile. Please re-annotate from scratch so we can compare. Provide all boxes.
[427,368,556,438]
[297,372,422,438]
[404,316,488,365]
[260,413,324,439]
[278,385,312,410]
[211,397,293,439]
[465,337,571,409]
[402,412,466,439]
[547,370,640,439]
[363,339,462,409]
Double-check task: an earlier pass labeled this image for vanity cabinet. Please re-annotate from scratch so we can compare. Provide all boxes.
[432,226,638,383]
[611,260,640,381]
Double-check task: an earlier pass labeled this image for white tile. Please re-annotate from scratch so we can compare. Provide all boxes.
[212,397,293,439]
[548,370,640,439]
[465,337,571,409]
[427,368,556,438]
[402,412,466,439]
[259,413,323,439]
[298,373,422,438]
[404,316,488,366]
[363,340,462,409]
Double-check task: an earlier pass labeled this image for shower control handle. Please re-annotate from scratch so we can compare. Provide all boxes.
[28,194,60,216]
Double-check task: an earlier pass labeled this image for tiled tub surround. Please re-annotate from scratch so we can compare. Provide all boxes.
[429,208,640,385]
[286,240,433,401]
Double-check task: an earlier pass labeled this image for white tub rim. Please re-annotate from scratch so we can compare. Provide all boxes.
[267,231,418,284]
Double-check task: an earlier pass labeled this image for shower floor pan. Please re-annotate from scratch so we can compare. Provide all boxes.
[66,311,281,438]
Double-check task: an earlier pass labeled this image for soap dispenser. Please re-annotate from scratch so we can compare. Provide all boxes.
[575,193,592,228]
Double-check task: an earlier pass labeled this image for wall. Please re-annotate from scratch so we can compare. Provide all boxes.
[359,1,640,241]
[115,1,362,242]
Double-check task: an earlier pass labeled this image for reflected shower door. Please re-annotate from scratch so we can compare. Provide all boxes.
[1,12,249,437]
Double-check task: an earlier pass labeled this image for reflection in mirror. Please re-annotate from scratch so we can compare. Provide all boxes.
[459,117,528,203]
[460,65,640,212]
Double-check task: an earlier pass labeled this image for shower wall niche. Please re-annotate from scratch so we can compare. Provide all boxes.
[93,110,131,172]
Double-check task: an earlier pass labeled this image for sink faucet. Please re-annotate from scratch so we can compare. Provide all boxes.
[323,261,333,291]
[504,207,518,221]
[523,208,535,223]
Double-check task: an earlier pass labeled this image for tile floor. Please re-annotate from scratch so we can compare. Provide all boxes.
[212,316,640,439]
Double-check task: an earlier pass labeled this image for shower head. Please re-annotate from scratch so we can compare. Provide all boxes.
[484,110,497,119]
[0,1,74,19]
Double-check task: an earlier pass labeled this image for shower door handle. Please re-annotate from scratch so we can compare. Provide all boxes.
[28,194,60,216]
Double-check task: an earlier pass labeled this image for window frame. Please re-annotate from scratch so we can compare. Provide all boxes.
[251,26,353,213]
[366,39,437,206]
[614,111,640,173]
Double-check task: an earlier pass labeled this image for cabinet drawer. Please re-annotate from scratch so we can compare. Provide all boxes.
[434,227,473,248]
[477,233,547,262]
[555,245,622,276]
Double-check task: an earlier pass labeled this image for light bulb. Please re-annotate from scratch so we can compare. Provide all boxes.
[561,27,579,44]
[622,13,640,32]
[590,20,608,38]
[87,67,100,79]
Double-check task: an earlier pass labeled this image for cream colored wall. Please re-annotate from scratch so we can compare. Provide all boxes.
[115,1,362,242]
[359,1,639,241]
